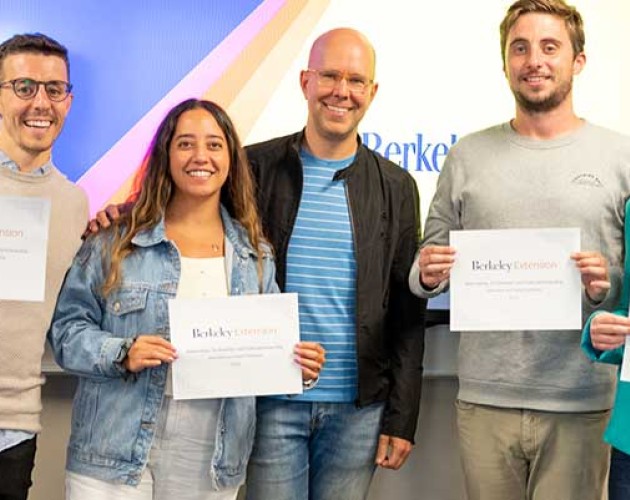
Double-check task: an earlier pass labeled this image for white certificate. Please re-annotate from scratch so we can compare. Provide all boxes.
[449,228,581,331]
[169,293,302,399]
[0,196,51,302]
[621,304,630,382]
[621,337,630,382]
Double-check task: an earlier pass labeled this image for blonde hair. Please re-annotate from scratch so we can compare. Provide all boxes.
[500,0,585,63]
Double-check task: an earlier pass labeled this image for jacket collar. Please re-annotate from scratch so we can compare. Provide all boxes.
[289,129,367,180]
[131,205,256,258]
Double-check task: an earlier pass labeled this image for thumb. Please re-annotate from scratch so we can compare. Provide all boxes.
[375,435,390,465]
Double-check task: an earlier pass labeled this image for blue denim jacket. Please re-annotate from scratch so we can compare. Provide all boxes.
[49,206,278,487]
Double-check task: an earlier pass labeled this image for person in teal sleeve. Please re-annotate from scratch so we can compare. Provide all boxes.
[582,199,630,500]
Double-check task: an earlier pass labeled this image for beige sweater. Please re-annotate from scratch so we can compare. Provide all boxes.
[0,167,87,433]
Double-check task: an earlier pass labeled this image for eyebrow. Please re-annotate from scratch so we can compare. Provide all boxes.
[321,69,369,78]
[539,37,562,45]
[173,133,225,140]
[509,38,529,47]
[509,36,562,47]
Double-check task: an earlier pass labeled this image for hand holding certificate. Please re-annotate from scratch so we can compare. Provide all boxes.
[449,228,582,331]
[169,293,302,399]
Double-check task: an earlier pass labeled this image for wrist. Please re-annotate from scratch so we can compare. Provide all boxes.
[113,337,136,377]
[584,287,606,306]
[303,376,319,390]
[420,275,438,291]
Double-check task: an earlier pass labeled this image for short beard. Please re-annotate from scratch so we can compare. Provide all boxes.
[513,79,573,113]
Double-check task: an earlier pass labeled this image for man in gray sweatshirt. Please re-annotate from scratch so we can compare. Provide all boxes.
[409,1,630,499]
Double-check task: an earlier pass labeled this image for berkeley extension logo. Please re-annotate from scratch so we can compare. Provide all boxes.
[192,326,278,339]
[0,228,24,238]
[472,259,559,272]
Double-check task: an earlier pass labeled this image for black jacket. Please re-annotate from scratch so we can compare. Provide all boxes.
[246,131,426,442]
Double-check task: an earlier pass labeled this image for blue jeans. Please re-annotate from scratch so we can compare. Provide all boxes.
[610,447,630,500]
[245,399,384,500]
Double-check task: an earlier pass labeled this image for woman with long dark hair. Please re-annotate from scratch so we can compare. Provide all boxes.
[49,99,324,499]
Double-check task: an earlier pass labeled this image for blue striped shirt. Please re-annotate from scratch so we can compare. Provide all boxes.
[282,149,357,402]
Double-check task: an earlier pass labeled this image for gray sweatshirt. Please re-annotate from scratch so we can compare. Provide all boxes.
[410,121,630,411]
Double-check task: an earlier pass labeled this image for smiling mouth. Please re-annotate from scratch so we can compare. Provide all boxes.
[186,169,215,178]
[324,103,351,114]
[522,75,551,83]
[24,119,52,128]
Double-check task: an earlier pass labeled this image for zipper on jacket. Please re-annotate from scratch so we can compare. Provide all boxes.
[343,179,363,408]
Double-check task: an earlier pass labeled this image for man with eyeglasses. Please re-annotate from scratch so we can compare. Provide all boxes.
[0,33,87,498]
[244,28,426,500]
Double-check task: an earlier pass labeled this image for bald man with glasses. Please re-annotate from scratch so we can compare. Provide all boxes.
[244,28,426,500]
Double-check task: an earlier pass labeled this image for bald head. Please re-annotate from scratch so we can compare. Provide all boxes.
[300,27,379,158]
[308,28,376,80]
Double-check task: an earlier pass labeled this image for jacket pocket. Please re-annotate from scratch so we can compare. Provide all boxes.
[102,287,150,337]
[70,376,149,463]
[106,287,149,315]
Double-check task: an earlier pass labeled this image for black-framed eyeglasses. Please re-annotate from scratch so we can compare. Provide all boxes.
[0,78,72,102]
[305,69,373,95]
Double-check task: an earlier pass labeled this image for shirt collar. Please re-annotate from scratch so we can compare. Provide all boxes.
[0,149,54,176]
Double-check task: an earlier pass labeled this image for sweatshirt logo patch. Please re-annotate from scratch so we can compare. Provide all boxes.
[571,173,603,188]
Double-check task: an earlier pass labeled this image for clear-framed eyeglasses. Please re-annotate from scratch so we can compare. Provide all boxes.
[305,69,373,95]
[0,78,72,102]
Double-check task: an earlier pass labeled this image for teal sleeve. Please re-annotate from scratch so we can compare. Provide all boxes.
[581,198,630,365]
[581,312,624,364]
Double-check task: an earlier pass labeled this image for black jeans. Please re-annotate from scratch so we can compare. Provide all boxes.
[0,437,36,500]
[610,447,630,500]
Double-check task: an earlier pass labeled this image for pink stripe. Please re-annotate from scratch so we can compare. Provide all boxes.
[78,0,286,214]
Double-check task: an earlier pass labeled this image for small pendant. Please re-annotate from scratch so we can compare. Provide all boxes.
[211,243,220,253]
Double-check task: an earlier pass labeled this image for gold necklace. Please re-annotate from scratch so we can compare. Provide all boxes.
[166,224,224,255]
